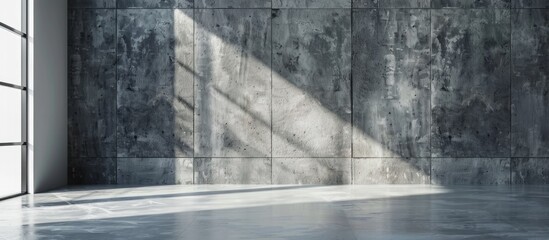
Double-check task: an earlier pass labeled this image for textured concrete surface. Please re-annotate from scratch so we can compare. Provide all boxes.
[272,158,351,184]
[196,0,271,8]
[117,9,194,158]
[273,0,351,8]
[68,158,117,185]
[352,0,378,8]
[512,0,549,8]
[352,9,430,158]
[511,9,549,157]
[353,158,430,184]
[431,158,511,185]
[68,2,549,185]
[68,9,117,158]
[431,0,510,8]
[194,9,271,157]
[431,9,511,157]
[379,0,430,8]
[117,0,193,8]
[117,158,193,185]
[194,158,272,184]
[511,158,549,184]
[4,185,549,239]
[69,0,116,8]
[272,9,351,157]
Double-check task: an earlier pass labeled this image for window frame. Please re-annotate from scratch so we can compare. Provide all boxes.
[0,0,27,201]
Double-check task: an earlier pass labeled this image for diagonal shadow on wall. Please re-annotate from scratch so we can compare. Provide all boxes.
[174,8,431,184]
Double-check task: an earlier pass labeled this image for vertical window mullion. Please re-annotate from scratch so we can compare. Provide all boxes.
[0,0,27,199]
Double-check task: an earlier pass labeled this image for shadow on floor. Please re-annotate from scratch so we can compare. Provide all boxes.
[9,186,549,240]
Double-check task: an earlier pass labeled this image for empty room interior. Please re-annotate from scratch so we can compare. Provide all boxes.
[1,0,549,239]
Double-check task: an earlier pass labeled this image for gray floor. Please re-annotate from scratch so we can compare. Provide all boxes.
[1,185,548,239]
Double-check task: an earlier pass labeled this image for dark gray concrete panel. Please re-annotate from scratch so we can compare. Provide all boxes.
[194,9,272,158]
[68,158,117,184]
[431,0,511,8]
[69,0,116,8]
[511,9,549,157]
[68,9,117,158]
[195,0,271,8]
[273,0,351,8]
[352,0,378,8]
[353,158,430,184]
[431,9,511,157]
[511,158,549,184]
[272,9,352,157]
[272,158,351,184]
[117,0,193,8]
[379,0,430,8]
[194,158,272,184]
[512,0,549,8]
[117,158,193,185]
[431,158,510,185]
[352,9,430,158]
[117,9,194,158]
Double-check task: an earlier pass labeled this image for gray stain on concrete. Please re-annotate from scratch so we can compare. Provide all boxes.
[512,0,549,8]
[117,9,194,157]
[69,9,117,158]
[196,0,271,8]
[117,0,194,8]
[511,9,549,157]
[431,9,511,157]
[353,9,431,158]
[273,0,351,8]
[431,158,510,185]
[352,0,378,8]
[431,0,510,8]
[69,0,116,8]
[379,0,430,8]
[69,158,117,184]
[117,158,193,185]
[511,158,549,184]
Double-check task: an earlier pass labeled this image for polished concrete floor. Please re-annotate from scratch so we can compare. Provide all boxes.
[1,185,549,239]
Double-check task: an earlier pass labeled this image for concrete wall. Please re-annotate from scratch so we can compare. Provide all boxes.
[29,0,68,193]
[67,0,549,185]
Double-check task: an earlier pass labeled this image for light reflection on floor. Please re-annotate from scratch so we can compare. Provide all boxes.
[1,185,548,239]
